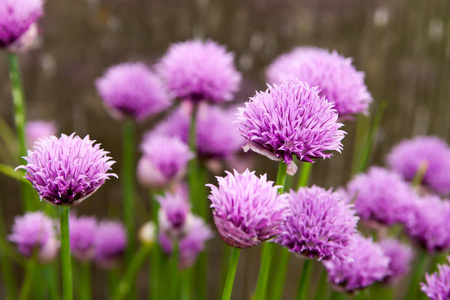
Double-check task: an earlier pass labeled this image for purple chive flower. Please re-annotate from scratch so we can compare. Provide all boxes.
[17,133,117,206]
[421,257,450,300]
[276,186,358,261]
[157,188,191,236]
[69,215,97,262]
[137,135,193,189]
[378,238,413,284]
[207,169,288,248]
[96,63,171,121]
[0,0,44,50]
[236,81,345,175]
[157,39,241,103]
[94,220,127,269]
[347,167,415,226]
[387,136,450,195]
[405,195,450,253]
[266,47,372,118]
[26,120,57,148]
[147,102,245,159]
[324,235,391,293]
[9,212,58,263]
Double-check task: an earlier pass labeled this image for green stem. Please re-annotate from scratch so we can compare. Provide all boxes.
[314,268,328,300]
[330,290,347,300]
[18,259,36,300]
[151,244,163,300]
[8,53,34,211]
[0,202,18,299]
[412,160,428,189]
[296,162,312,189]
[296,260,313,300]
[354,290,366,300]
[45,262,60,300]
[122,120,136,261]
[269,248,290,300]
[181,268,192,300]
[218,244,232,298]
[254,162,288,300]
[405,249,429,300]
[108,269,119,299]
[188,102,199,214]
[170,243,180,300]
[60,206,72,300]
[114,246,151,300]
[80,262,92,300]
[221,247,241,300]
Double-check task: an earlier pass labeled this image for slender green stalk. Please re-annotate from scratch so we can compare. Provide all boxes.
[45,262,60,300]
[254,162,288,300]
[330,290,347,300]
[170,243,180,300]
[151,244,163,300]
[269,247,290,300]
[221,247,241,300]
[114,246,151,300]
[218,244,232,298]
[405,249,429,300]
[80,262,92,300]
[351,115,370,175]
[314,268,328,300]
[122,120,136,261]
[180,268,192,300]
[0,202,18,299]
[188,103,199,214]
[8,53,34,211]
[108,269,119,299]
[412,160,428,189]
[0,163,29,183]
[60,206,72,300]
[354,290,367,300]
[18,259,36,300]
[296,162,312,189]
[296,259,313,300]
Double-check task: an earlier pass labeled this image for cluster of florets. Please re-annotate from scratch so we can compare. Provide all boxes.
[378,238,414,284]
[267,47,372,118]
[157,187,212,269]
[421,257,450,300]
[387,136,450,195]
[236,81,345,175]
[276,186,359,261]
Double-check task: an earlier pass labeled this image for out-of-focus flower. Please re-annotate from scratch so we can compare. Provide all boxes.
[378,238,413,284]
[276,186,358,261]
[347,167,415,226]
[207,169,288,248]
[137,135,193,189]
[96,63,170,121]
[9,212,58,263]
[387,136,450,195]
[178,216,212,269]
[138,221,156,246]
[0,0,44,51]
[8,23,39,53]
[157,189,191,237]
[405,195,450,253]
[236,81,345,175]
[17,133,117,206]
[94,221,127,269]
[69,215,97,261]
[157,39,241,103]
[26,120,57,148]
[324,235,391,293]
[266,47,372,118]
[147,102,245,159]
[421,257,450,300]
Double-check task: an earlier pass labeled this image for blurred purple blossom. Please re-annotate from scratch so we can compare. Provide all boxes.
[276,186,358,261]
[96,62,171,121]
[17,133,117,206]
[378,238,413,284]
[236,81,345,175]
[267,47,372,118]
[9,212,58,263]
[94,220,127,269]
[26,120,57,148]
[157,39,241,103]
[69,214,97,262]
[207,169,288,248]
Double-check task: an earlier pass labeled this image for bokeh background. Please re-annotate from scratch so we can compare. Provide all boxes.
[0,0,449,298]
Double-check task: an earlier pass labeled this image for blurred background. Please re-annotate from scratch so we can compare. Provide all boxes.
[0,0,449,298]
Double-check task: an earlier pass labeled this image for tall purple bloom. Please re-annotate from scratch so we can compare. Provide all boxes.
[324,235,391,293]
[94,220,127,269]
[266,47,372,118]
[157,188,191,237]
[9,212,58,263]
[207,169,288,248]
[236,81,345,174]
[0,0,44,49]
[405,195,450,253]
[147,102,245,159]
[157,39,241,103]
[17,133,117,206]
[387,136,450,195]
[96,63,171,121]
[26,120,57,148]
[69,215,97,261]
[421,257,450,300]
[347,167,415,226]
[137,135,193,189]
[378,238,413,284]
[276,186,358,261]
